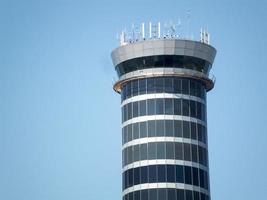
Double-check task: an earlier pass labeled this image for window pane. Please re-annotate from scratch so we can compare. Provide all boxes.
[167,165,175,182]
[191,144,198,163]
[165,78,173,93]
[141,189,148,200]
[134,167,140,185]
[165,120,174,137]
[148,165,157,183]
[140,166,148,184]
[139,79,147,95]
[190,100,196,118]
[127,103,132,120]
[128,146,133,164]
[132,80,138,96]
[174,99,181,115]
[147,78,155,94]
[194,192,200,200]
[184,166,192,184]
[158,188,167,200]
[185,190,193,200]
[133,101,138,118]
[191,122,197,140]
[182,79,189,94]
[166,142,174,159]
[183,121,190,138]
[133,123,139,140]
[175,143,183,160]
[165,98,173,115]
[173,78,181,93]
[134,191,140,200]
[155,77,164,93]
[127,124,132,143]
[148,143,156,160]
[193,167,199,186]
[157,165,166,182]
[149,189,157,200]
[140,143,147,160]
[156,99,164,114]
[133,145,140,162]
[140,122,147,138]
[129,192,133,200]
[139,100,146,116]
[190,80,196,96]
[148,120,156,137]
[156,142,165,159]
[175,165,184,183]
[176,190,185,200]
[128,168,133,187]
[183,143,191,161]
[182,99,189,116]
[156,120,165,137]
[147,99,155,115]
[174,120,182,137]
[167,189,176,200]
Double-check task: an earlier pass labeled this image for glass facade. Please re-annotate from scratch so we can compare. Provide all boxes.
[115,55,212,77]
[120,74,210,200]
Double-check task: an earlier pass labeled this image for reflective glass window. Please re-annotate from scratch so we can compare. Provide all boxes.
[148,143,156,160]
[185,190,193,200]
[156,120,165,137]
[139,79,147,95]
[141,189,148,200]
[158,189,167,200]
[127,124,132,144]
[165,120,174,137]
[134,191,140,200]
[165,98,173,115]
[191,144,198,163]
[199,169,204,188]
[132,80,138,96]
[148,120,156,137]
[175,143,183,160]
[166,142,174,159]
[147,78,155,93]
[173,78,181,93]
[190,100,196,118]
[140,122,147,138]
[175,165,184,183]
[190,80,196,96]
[193,167,199,186]
[156,142,165,159]
[127,103,132,120]
[156,99,164,114]
[167,189,176,200]
[157,165,166,182]
[182,99,189,116]
[140,143,147,160]
[183,121,190,138]
[167,165,175,182]
[133,145,140,162]
[182,79,189,94]
[148,165,157,183]
[174,120,182,137]
[149,189,157,200]
[184,166,192,184]
[140,166,148,184]
[133,101,138,118]
[139,100,146,116]
[184,143,191,161]
[129,192,133,200]
[128,146,133,164]
[165,78,173,93]
[134,167,140,185]
[133,123,139,140]
[174,99,181,115]
[128,168,133,187]
[147,99,155,115]
[176,190,185,200]
[194,192,200,200]
[191,122,197,140]
[155,77,164,93]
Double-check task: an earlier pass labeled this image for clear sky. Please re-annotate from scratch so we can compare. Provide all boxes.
[1,0,267,199]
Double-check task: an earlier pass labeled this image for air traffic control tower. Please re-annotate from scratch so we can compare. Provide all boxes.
[111,22,216,200]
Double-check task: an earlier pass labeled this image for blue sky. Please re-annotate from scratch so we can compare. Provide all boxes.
[1,0,267,199]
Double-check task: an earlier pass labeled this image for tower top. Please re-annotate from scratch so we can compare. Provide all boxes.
[119,21,211,46]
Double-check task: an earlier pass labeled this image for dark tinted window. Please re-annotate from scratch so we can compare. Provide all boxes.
[167,165,175,182]
[139,100,146,116]
[165,120,174,137]
[140,166,148,184]
[157,165,166,182]
[156,99,164,114]
[174,120,182,137]
[175,165,184,183]
[165,98,173,115]
[147,99,155,115]
[148,120,156,137]
[156,120,165,137]
[148,165,157,183]
[184,166,192,184]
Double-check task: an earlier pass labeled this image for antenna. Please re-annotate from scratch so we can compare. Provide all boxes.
[158,22,161,38]
[149,22,152,38]
[186,10,191,39]
[142,23,145,39]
